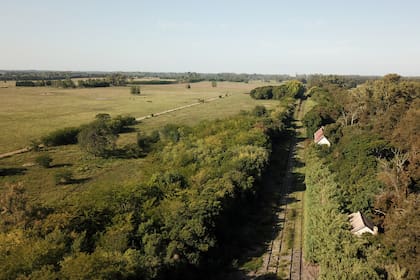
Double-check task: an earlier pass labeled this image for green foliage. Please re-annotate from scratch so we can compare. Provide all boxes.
[250,80,304,100]
[0,183,27,231]
[211,80,217,87]
[35,154,52,168]
[159,124,182,142]
[41,127,80,146]
[303,75,420,278]
[137,131,160,152]
[51,79,76,88]
[0,100,295,279]
[16,80,52,87]
[78,79,110,88]
[326,130,388,211]
[40,115,135,150]
[108,115,137,134]
[304,147,382,279]
[78,120,117,157]
[250,86,273,99]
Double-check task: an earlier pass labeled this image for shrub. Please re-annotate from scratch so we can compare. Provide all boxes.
[41,127,80,146]
[130,86,141,95]
[252,105,267,117]
[77,120,117,157]
[55,170,73,184]
[35,154,52,168]
[122,143,143,158]
[108,115,136,134]
[137,131,160,152]
[160,124,180,142]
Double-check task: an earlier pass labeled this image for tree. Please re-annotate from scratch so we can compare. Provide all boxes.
[130,86,141,95]
[77,120,117,157]
[211,81,217,88]
[252,105,267,117]
[338,88,367,126]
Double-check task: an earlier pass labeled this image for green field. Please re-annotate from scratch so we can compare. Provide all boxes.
[0,81,282,205]
[0,81,277,153]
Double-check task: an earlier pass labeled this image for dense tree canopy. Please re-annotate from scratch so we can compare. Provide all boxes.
[303,74,420,279]
[250,80,305,100]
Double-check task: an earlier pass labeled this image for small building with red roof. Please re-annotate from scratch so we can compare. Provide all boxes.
[313,127,331,147]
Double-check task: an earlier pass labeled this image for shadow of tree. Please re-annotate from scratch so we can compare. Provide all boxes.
[51,163,73,168]
[0,167,27,176]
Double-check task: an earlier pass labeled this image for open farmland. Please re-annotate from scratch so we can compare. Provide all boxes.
[0,81,278,153]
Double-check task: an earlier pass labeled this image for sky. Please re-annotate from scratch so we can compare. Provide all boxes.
[1,0,420,75]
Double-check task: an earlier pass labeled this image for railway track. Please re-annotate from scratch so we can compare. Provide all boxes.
[254,100,305,279]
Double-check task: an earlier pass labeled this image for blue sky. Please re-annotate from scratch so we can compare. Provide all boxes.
[1,0,420,75]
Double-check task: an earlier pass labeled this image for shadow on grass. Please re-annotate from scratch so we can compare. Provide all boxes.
[70,177,91,184]
[109,148,147,159]
[0,167,27,176]
[56,177,91,185]
[51,163,73,168]
[254,273,279,280]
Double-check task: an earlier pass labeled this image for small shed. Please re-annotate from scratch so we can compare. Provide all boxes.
[349,211,378,236]
[314,127,331,146]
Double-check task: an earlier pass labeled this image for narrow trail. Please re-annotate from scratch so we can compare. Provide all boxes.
[0,96,222,160]
[135,96,220,121]
[250,99,306,280]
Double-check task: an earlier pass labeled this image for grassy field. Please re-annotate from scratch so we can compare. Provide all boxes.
[0,80,283,206]
[0,81,277,153]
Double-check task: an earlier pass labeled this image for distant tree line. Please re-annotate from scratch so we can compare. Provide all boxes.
[16,74,128,88]
[128,80,177,85]
[1,70,104,81]
[15,80,53,87]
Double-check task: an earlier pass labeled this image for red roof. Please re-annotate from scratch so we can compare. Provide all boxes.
[314,127,325,143]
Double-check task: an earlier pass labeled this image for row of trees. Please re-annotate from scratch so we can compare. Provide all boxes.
[304,147,381,279]
[303,74,419,279]
[249,80,305,99]
[15,74,128,88]
[15,79,77,88]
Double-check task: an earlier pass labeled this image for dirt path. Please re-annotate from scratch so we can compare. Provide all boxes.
[135,96,220,121]
[0,96,223,160]
[247,99,306,280]
[0,147,31,160]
